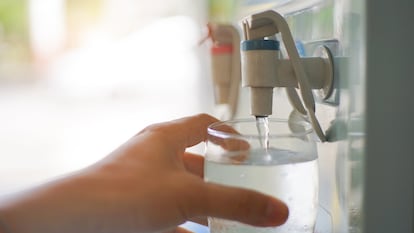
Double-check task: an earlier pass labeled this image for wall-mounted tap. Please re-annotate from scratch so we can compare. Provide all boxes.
[241,10,335,142]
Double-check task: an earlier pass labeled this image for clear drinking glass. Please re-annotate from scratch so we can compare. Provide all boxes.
[204,118,319,233]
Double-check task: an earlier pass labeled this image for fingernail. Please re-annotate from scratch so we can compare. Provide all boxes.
[265,200,289,226]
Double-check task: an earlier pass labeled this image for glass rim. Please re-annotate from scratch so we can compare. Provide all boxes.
[207,118,314,140]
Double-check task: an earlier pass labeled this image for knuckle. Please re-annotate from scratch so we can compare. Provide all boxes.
[138,122,169,139]
[141,122,165,133]
[195,113,211,119]
[194,113,217,123]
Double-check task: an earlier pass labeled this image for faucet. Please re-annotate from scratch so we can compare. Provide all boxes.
[240,10,335,142]
[206,23,241,120]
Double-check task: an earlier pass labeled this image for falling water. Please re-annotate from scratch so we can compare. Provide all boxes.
[255,116,270,150]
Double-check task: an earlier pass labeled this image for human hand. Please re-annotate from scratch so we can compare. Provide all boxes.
[0,114,288,233]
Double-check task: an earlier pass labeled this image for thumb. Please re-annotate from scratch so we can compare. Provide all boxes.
[189,182,289,227]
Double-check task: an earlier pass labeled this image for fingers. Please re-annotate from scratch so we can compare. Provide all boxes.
[188,217,208,226]
[186,182,289,227]
[163,226,194,233]
[141,114,219,150]
[175,227,193,233]
[207,121,250,152]
[182,152,204,178]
